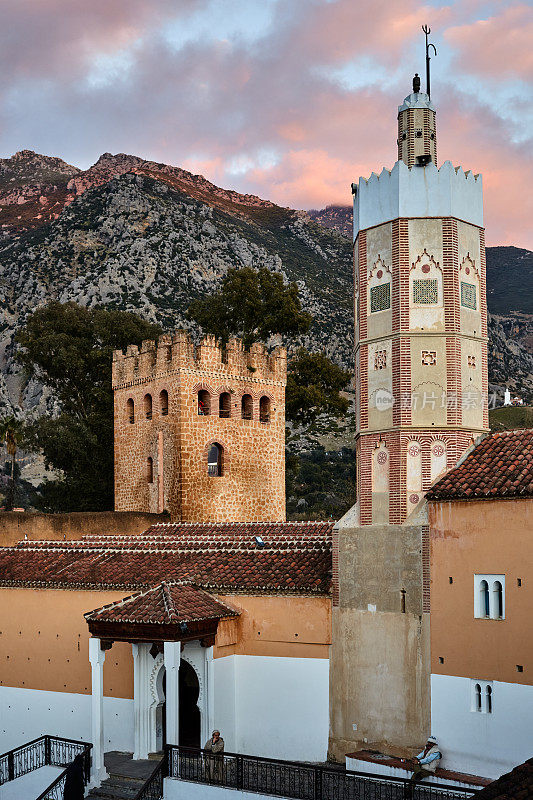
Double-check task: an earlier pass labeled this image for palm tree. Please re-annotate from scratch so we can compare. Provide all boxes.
[0,416,25,511]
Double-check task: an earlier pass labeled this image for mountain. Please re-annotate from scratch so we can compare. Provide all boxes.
[0,153,531,427]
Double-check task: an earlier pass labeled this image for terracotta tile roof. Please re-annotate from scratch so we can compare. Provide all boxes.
[427,429,533,501]
[0,521,333,595]
[473,756,533,799]
[84,582,239,626]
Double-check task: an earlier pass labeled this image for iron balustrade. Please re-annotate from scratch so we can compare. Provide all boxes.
[167,745,478,800]
[0,735,91,799]
[133,753,168,800]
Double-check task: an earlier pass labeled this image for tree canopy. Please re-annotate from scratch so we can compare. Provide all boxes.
[17,302,161,511]
[187,266,350,425]
[286,349,350,424]
[187,266,312,348]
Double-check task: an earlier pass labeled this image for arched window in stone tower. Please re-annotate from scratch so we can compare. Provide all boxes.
[241,394,253,420]
[127,398,134,424]
[144,394,152,420]
[147,457,154,483]
[219,392,231,419]
[260,396,271,423]
[208,443,223,477]
[198,390,210,416]
[160,390,168,416]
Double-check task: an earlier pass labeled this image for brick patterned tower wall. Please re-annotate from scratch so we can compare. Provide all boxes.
[397,89,437,167]
[113,332,286,523]
[353,156,489,527]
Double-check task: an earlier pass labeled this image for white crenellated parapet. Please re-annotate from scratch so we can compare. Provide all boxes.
[353,159,483,240]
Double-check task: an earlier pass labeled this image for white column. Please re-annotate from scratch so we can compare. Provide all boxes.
[133,643,153,759]
[206,646,215,746]
[164,641,181,746]
[89,637,107,783]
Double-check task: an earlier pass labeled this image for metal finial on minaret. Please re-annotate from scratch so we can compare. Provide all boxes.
[422,25,437,99]
[413,73,421,94]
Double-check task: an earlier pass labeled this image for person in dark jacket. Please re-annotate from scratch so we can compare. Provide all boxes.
[63,753,86,800]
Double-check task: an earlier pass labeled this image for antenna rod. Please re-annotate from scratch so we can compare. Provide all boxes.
[422,24,437,100]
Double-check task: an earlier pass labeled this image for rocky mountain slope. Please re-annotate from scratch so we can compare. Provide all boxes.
[0,153,531,427]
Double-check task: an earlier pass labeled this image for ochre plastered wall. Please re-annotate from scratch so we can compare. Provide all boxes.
[113,333,286,522]
[0,511,165,548]
[0,589,330,700]
[0,589,134,698]
[429,498,533,686]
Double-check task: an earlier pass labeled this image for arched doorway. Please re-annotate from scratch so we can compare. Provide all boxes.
[179,660,201,747]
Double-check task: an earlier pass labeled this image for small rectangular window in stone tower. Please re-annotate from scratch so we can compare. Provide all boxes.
[461,281,477,310]
[413,279,438,304]
[370,283,390,313]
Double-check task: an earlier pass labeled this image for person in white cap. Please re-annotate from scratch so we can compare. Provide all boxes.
[409,736,442,786]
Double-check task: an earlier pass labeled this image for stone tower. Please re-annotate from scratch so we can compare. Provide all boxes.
[112,332,286,523]
[328,76,489,760]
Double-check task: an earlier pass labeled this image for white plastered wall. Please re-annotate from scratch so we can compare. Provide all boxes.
[0,686,134,754]
[431,674,533,779]
[213,654,329,762]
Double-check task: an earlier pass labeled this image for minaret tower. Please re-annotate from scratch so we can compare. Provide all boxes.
[329,34,489,761]
[353,76,488,527]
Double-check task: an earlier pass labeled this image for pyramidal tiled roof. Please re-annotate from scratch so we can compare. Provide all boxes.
[84,582,239,626]
[427,429,533,501]
[0,521,333,595]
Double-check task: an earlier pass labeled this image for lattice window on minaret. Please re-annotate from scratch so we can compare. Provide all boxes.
[370,283,391,313]
[413,279,438,304]
[461,281,477,310]
[421,350,437,366]
[374,350,387,370]
[468,355,476,368]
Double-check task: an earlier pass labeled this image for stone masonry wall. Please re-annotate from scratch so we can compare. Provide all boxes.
[113,332,286,522]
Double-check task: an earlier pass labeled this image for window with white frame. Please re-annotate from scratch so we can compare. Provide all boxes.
[474,574,505,619]
[471,680,493,713]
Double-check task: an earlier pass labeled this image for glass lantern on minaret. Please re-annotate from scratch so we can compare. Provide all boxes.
[352,76,489,527]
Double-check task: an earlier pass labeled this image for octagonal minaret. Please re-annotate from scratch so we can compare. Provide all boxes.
[352,78,489,527]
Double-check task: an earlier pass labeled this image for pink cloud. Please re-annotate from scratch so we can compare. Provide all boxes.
[445,3,533,80]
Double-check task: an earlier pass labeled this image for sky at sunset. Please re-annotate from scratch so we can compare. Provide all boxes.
[1,0,532,247]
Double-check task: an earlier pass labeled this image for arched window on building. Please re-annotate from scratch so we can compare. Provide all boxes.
[486,685,492,714]
[493,581,503,619]
[480,580,490,618]
[208,443,223,477]
[127,398,135,424]
[147,457,154,483]
[241,394,253,420]
[144,394,152,420]
[198,390,210,416]
[219,392,231,419]
[160,390,168,416]
[259,396,271,423]
[475,683,482,712]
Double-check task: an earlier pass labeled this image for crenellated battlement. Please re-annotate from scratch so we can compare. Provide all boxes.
[353,159,483,240]
[112,330,287,388]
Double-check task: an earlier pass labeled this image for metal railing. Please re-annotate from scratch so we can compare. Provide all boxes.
[0,735,91,798]
[167,745,478,800]
[134,754,167,800]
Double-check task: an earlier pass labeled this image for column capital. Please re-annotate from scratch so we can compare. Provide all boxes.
[164,640,181,670]
[89,637,106,666]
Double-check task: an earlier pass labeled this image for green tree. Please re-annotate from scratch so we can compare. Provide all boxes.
[17,302,161,511]
[286,349,350,424]
[0,416,26,510]
[187,266,351,424]
[187,266,312,348]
